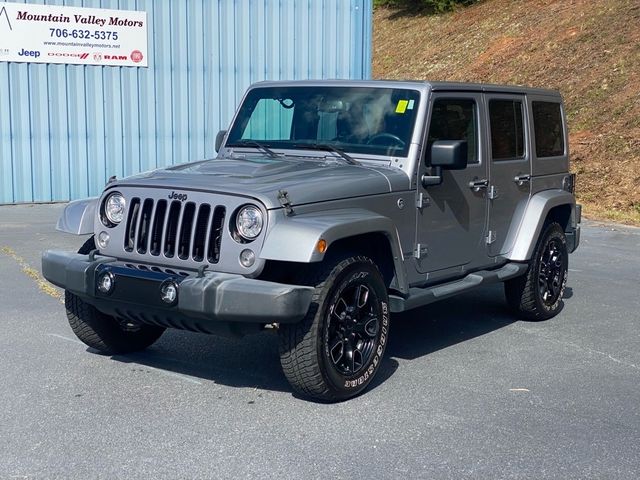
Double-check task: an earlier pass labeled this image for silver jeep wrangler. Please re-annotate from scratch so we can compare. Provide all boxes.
[43,80,581,401]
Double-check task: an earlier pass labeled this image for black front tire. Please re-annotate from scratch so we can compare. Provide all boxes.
[278,256,390,401]
[65,235,165,354]
[505,222,568,321]
[65,291,165,354]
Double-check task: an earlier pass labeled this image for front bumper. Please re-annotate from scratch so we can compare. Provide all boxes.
[42,250,314,327]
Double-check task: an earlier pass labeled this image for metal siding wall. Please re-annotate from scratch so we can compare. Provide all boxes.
[0,0,372,204]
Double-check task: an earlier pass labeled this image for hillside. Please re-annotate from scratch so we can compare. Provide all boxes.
[373,0,640,224]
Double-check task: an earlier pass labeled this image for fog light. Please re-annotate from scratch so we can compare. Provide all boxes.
[97,231,110,249]
[97,271,115,294]
[239,249,256,268]
[160,280,179,306]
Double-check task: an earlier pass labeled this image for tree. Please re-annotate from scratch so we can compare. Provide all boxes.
[374,0,479,13]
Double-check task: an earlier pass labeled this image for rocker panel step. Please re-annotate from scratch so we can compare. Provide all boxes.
[389,262,528,313]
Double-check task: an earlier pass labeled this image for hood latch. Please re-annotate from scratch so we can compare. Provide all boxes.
[277,189,294,216]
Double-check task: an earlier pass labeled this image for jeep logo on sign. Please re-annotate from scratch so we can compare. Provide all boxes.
[18,48,40,58]
[168,191,188,201]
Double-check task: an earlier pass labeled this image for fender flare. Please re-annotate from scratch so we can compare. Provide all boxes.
[508,189,575,261]
[260,208,408,293]
[56,198,98,235]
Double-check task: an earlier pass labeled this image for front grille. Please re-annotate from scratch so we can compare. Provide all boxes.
[124,198,226,264]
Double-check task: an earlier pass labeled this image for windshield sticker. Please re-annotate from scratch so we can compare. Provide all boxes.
[395,100,409,114]
[407,99,415,110]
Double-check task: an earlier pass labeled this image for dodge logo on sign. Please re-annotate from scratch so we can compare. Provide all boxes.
[48,52,89,59]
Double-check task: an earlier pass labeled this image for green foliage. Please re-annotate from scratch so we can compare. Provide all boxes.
[374,0,478,14]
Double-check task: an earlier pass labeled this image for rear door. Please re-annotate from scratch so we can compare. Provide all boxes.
[485,94,532,256]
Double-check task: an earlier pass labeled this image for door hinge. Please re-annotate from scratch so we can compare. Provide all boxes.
[488,185,499,200]
[415,191,430,209]
[413,243,428,259]
[486,230,496,245]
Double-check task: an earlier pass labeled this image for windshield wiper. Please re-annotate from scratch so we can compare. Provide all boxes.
[291,143,359,165]
[228,140,279,158]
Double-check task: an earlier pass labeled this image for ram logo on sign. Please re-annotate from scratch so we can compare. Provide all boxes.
[0,2,147,67]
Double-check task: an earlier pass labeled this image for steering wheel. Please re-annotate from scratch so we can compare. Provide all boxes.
[366,133,406,148]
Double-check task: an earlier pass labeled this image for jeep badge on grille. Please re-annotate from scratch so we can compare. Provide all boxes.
[168,191,188,201]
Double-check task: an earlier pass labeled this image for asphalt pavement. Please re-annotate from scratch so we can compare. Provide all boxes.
[1,203,639,479]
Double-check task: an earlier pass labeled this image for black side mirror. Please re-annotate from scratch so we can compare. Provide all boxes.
[421,140,469,187]
[430,140,468,170]
[215,130,227,153]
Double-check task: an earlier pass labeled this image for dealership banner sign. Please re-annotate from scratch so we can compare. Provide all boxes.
[0,2,148,67]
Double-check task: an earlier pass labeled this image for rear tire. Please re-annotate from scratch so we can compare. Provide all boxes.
[65,235,165,354]
[505,222,568,320]
[278,256,390,401]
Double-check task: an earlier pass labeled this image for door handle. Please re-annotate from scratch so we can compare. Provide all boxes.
[514,174,531,186]
[468,179,488,192]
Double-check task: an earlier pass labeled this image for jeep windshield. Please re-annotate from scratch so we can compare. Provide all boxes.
[226,86,421,158]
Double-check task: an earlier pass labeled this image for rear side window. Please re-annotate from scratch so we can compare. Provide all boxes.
[532,101,565,157]
[489,99,525,160]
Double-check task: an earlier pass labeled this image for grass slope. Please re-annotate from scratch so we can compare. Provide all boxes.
[373,0,640,224]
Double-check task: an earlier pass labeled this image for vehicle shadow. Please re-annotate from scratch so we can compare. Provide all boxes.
[109,329,292,393]
[106,283,518,394]
[386,283,517,361]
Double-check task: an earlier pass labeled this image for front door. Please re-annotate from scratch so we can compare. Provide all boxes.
[484,94,532,256]
[415,93,489,276]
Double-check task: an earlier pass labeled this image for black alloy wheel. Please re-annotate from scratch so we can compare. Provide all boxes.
[278,255,390,401]
[325,282,381,376]
[538,238,565,307]
[505,222,568,321]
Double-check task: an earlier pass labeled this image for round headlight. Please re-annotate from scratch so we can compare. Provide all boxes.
[104,193,126,225]
[235,205,263,240]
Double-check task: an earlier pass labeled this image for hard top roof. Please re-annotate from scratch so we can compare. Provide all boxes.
[251,79,561,98]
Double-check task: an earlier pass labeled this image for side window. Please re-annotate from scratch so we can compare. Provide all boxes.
[489,99,525,160]
[241,98,294,141]
[532,101,564,157]
[427,98,478,163]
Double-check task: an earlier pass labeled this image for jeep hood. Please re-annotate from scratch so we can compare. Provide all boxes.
[112,155,411,209]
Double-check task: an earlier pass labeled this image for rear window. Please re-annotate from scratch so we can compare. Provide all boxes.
[532,101,565,157]
[489,99,525,160]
